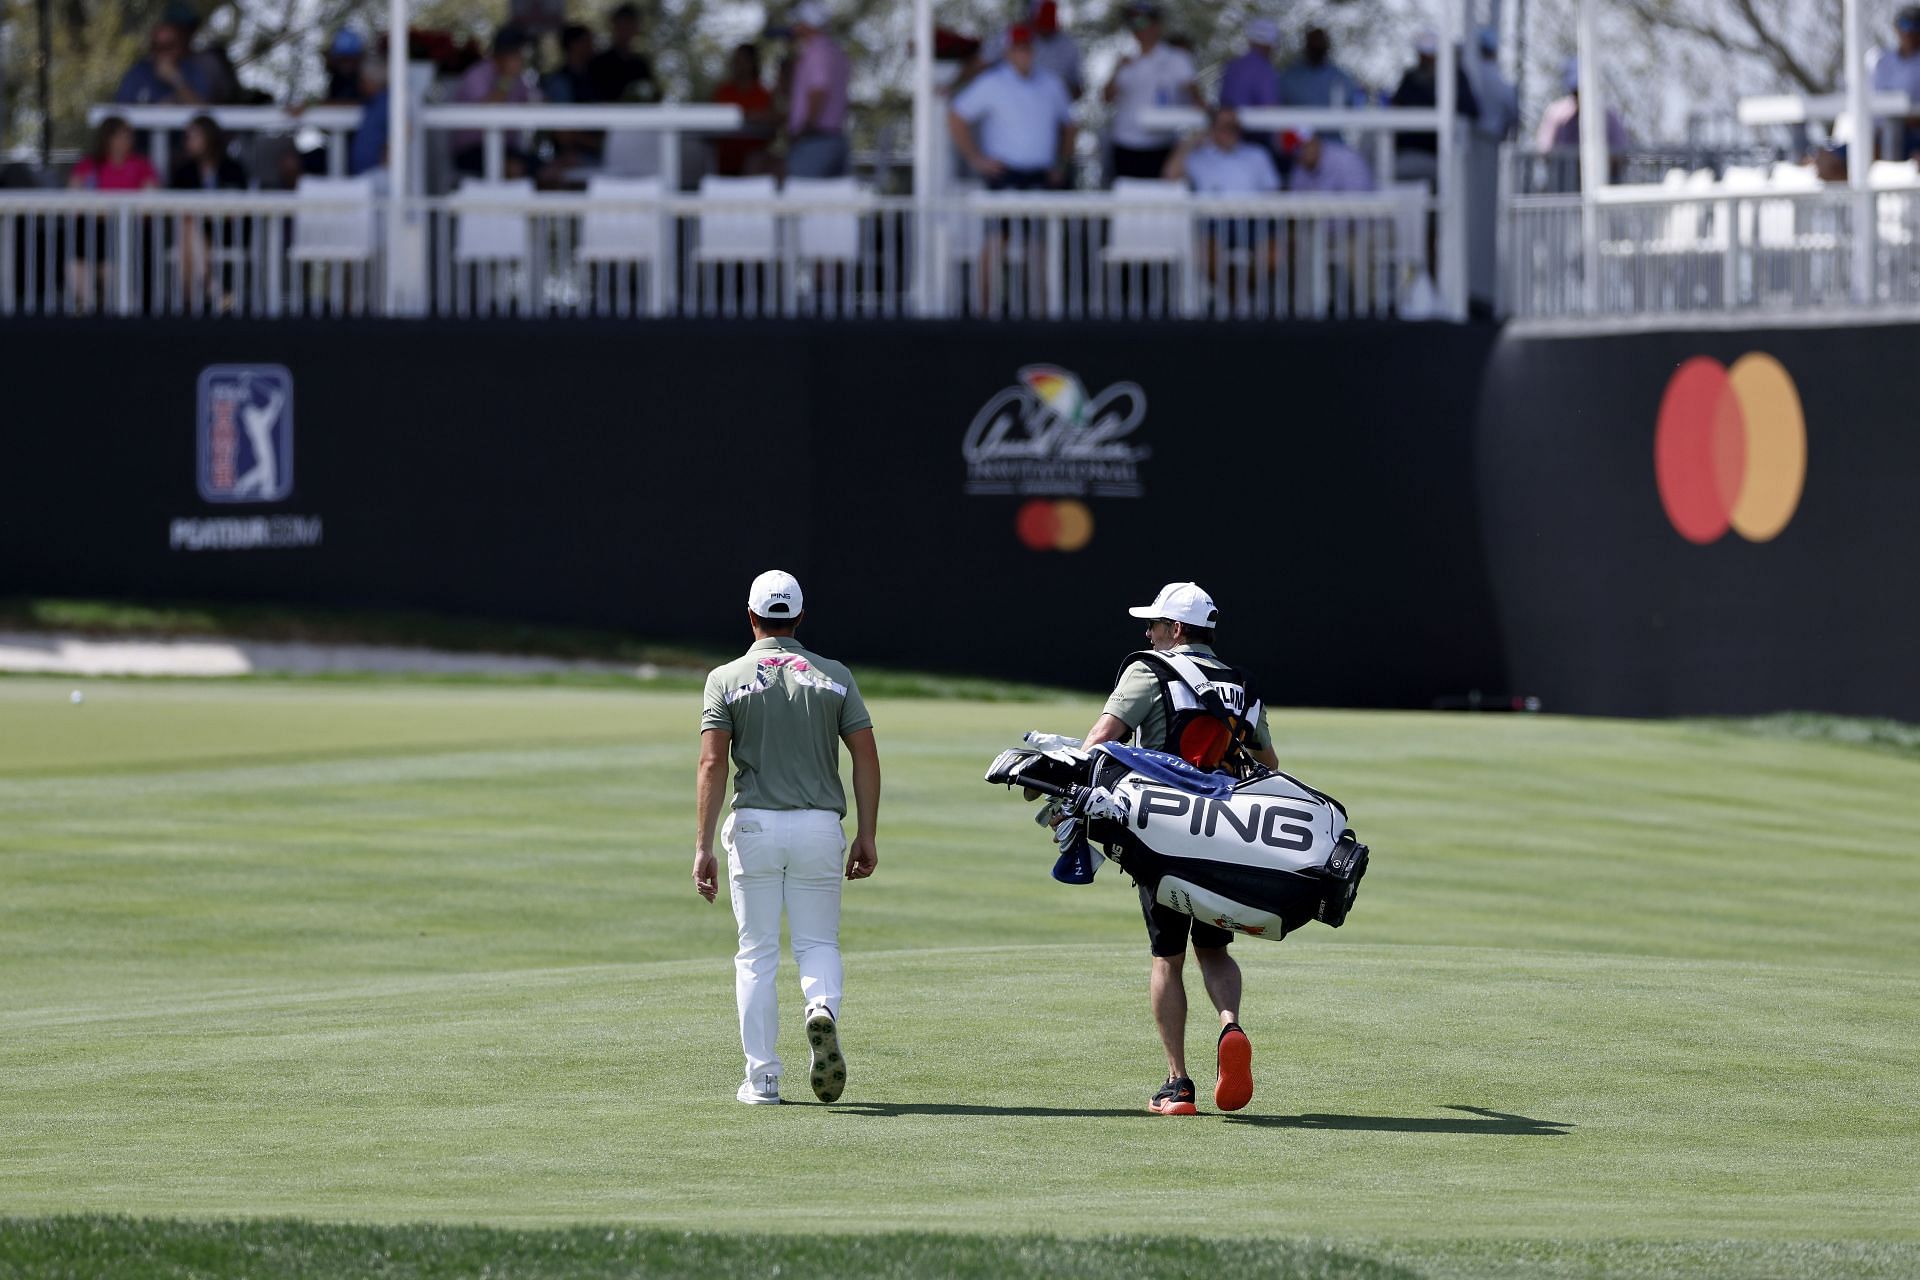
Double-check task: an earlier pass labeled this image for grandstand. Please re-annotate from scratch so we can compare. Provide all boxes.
[0,0,1914,721]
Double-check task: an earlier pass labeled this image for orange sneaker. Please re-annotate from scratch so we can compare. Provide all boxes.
[1149,1075,1199,1115]
[1215,1023,1253,1112]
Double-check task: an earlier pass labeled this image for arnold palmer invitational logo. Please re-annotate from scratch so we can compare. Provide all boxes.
[963,365,1149,552]
[1654,353,1806,545]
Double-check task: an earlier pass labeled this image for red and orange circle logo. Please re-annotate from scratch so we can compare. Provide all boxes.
[1654,354,1807,545]
[1016,498,1094,551]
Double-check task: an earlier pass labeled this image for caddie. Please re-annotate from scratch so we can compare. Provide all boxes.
[694,570,881,1105]
[1080,582,1280,1116]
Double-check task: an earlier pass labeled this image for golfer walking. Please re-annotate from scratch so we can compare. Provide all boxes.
[694,570,881,1105]
[1081,582,1279,1116]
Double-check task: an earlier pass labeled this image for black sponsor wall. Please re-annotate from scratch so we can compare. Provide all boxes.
[1477,326,1920,719]
[0,319,1505,706]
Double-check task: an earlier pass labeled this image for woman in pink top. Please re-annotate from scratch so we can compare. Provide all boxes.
[66,117,158,311]
[69,117,159,191]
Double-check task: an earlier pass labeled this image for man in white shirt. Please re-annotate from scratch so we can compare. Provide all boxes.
[950,24,1076,189]
[1163,110,1280,297]
[1162,108,1279,194]
[1103,1,1198,182]
[950,24,1077,311]
[1873,7,1920,159]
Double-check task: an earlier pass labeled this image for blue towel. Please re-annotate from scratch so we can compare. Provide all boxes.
[1093,743,1236,798]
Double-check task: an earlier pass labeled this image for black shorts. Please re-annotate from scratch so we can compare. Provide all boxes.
[1140,881,1232,957]
[1111,144,1173,180]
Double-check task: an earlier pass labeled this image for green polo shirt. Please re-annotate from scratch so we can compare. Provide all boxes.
[1100,643,1273,755]
[701,636,872,815]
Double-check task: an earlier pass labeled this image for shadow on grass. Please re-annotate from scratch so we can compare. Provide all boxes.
[1224,1105,1573,1135]
[828,1102,1148,1119]
[828,1102,1572,1134]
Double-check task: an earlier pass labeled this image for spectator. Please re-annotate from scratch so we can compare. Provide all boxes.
[1813,141,1848,183]
[948,24,1076,189]
[349,57,391,177]
[1466,27,1518,140]
[168,114,247,190]
[1219,19,1280,112]
[1162,107,1279,193]
[966,2,1085,100]
[1277,27,1361,111]
[1872,7,1920,160]
[1104,1,1199,181]
[711,44,776,177]
[70,117,159,190]
[1390,30,1478,179]
[452,27,542,178]
[589,3,658,104]
[1287,127,1374,192]
[787,2,852,178]
[949,24,1076,312]
[115,17,213,105]
[1533,58,1630,158]
[323,30,370,104]
[67,117,158,312]
[544,24,598,103]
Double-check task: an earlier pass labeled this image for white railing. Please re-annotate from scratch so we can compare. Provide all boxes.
[1507,177,1920,321]
[0,190,385,318]
[415,103,744,191]
[1,186,1430,322]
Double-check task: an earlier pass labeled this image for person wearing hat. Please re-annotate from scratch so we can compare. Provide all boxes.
[1103,2,1199,181]
[452,27,543,176]
[1533,57,1630,174]
[1872,8,1920,160]
[695,571,881,1106]
[1465,25,1517,140]
[964,2,1085,100]
[1077,583,1279,1116]
[786,1,853,177]
[1219,19,1281,113]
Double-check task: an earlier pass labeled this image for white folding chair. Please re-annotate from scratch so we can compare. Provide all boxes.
[578,176,664,265]
[785,176,869,263]
[452,178,534,263]
[287,177,376,264]
[1102,178,1192,265]
[1102,178,1194,316]
[695,175,778,263]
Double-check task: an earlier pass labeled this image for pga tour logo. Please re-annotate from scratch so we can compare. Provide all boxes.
[197,364,294,504]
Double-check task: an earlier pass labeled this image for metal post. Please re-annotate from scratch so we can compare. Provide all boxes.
[1575,0,1603,313]
[36,0,53,167]
[1844,0,1875,304]
[911,0,937,316]
[1436,0,1467,317]
[384,0,415,314]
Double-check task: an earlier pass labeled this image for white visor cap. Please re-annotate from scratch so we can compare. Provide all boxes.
[1127,581,1218,627]
[748,569,804,619]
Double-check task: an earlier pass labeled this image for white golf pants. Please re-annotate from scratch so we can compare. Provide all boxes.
[723,807,846,1084]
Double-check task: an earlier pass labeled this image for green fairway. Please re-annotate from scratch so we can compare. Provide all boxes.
[1,678,1916,1276]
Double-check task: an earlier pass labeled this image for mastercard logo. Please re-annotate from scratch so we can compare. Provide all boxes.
[1654,354,1807,545]
[1016,498,1094,551]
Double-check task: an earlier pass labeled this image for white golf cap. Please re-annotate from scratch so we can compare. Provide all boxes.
[1247,18,1279,45]
[1414,28,1439,55]
[1127,582,1219,627]
[747,569,804,619]
[792,0,828,28]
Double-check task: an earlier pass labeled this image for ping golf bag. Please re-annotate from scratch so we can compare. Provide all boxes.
[985,736,1369,941]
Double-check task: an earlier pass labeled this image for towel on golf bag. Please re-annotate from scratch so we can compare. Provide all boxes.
[985,739,1368,941]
